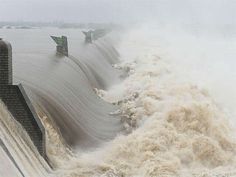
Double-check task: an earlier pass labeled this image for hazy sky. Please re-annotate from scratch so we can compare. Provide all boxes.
[1,0,236,24]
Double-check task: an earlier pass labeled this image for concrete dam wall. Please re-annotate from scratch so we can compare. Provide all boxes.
[0,39,45,157]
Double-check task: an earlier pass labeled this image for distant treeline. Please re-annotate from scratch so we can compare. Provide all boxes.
[0,21,123,30]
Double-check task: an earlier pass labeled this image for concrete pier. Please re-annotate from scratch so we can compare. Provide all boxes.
[51,35,68,56]
[0,39,46,157]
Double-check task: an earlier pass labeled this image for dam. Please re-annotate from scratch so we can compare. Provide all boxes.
[0,28,124,176]
[0,27,236,177]
[2,29,123,149]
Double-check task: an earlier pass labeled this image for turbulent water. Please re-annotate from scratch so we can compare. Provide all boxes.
[1,26,236,177]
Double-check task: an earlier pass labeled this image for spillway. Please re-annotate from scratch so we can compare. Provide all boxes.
[1,27,236,177]
[0,28,123,149]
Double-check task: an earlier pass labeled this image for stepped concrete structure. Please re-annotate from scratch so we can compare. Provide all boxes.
[0,38,46,157]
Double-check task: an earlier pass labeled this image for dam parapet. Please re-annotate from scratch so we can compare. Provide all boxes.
[0,39,46,157]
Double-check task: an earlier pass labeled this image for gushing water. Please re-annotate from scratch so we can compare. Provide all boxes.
[0,26,236,177]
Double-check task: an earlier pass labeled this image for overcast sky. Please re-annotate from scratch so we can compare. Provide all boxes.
[0,0,236,25]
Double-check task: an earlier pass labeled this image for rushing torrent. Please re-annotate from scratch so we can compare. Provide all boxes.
[0,27,236,177]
